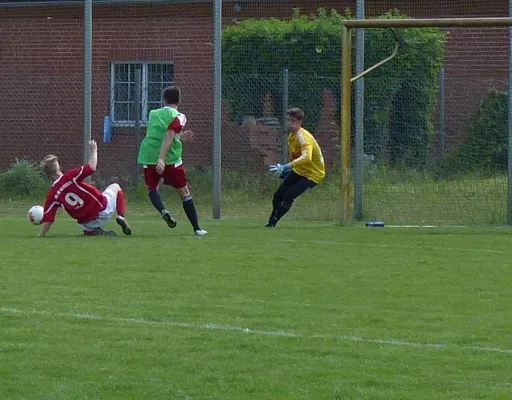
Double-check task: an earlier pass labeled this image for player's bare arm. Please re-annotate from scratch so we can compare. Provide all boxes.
[179,130,194,141]
[88,140,98,171]
[38,222,53,237]
[157,129,176,174]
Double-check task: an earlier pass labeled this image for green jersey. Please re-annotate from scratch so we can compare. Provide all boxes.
[137,106,186,165]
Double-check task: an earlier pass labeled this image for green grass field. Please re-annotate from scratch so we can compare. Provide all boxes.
[1,213,511,399]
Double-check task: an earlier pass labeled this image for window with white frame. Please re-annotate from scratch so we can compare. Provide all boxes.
[110,62,174,125]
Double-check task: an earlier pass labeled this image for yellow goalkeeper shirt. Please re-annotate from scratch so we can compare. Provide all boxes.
[288,128,326,184]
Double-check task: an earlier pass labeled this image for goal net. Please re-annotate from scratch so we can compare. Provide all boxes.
[0,1,510,226]
[346,20,510,226]
[221,9,511,225]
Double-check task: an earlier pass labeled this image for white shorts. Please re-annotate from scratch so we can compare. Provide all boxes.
[80,188,117,231]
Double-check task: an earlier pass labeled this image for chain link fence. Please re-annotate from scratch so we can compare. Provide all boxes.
[0,1,510,225]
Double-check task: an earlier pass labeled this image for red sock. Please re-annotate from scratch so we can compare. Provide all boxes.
[116,190,126,216]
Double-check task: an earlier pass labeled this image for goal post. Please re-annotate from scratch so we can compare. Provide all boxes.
[340,17,512,225]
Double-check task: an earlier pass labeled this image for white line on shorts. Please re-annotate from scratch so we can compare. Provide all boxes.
[0,307,510,355]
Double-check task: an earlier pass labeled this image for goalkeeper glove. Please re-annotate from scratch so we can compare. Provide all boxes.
[269,163,290,178]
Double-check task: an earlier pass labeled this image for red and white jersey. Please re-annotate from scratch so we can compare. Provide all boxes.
[42,164,107,224]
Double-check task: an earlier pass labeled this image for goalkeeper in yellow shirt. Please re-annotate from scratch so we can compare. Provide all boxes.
[266,108,326,227]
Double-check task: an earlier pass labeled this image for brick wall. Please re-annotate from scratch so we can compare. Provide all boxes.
[0,7,84,172]
[0,0,509,182]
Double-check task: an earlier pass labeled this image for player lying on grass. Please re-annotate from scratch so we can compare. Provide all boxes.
[38,140,132,237]
[266,108,326,228]
[137,85,207,236]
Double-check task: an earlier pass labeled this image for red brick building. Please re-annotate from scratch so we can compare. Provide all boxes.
[0,0,509,183]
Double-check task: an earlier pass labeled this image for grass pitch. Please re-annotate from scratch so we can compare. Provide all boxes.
[0,215,511,399]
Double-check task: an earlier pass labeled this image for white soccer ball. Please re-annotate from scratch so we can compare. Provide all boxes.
[27,205,44,225]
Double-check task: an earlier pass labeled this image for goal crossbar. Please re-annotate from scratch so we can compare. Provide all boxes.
[342,17,512,29]
[340,17,512,225]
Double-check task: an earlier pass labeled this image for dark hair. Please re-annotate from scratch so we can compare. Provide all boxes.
[287,107,304,121]
[162,86,181,105]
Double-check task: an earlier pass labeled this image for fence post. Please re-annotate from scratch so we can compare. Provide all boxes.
[134,67,142,184]
[508,0,512,224]
[341,26,353,225]
[438,67,446,162]
[212,0,222,219]
[281,68,289,164]
[354,0,365,221]
[83,0,92,167]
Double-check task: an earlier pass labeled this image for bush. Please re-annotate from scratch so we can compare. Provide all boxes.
[445,89,508,174]
[0,159,47,198]
[222,8,447,168]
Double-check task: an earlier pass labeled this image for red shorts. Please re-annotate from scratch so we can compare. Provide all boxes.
[143,164,187,190]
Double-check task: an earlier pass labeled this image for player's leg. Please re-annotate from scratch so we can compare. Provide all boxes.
[80,202,117,236]
[143,165,177,228]
[269,175,317,227]
[82,227,117,237]
[175,185,207,236]
[266,171,302,227]
[79,184,119,236]
[167,165,206,236]
[104,183,126,216]
[104,183,132,236]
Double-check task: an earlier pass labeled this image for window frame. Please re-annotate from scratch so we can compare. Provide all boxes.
[109,61,174,127]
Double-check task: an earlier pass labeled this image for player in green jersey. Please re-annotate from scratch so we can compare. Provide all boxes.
[137,86,207,236]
